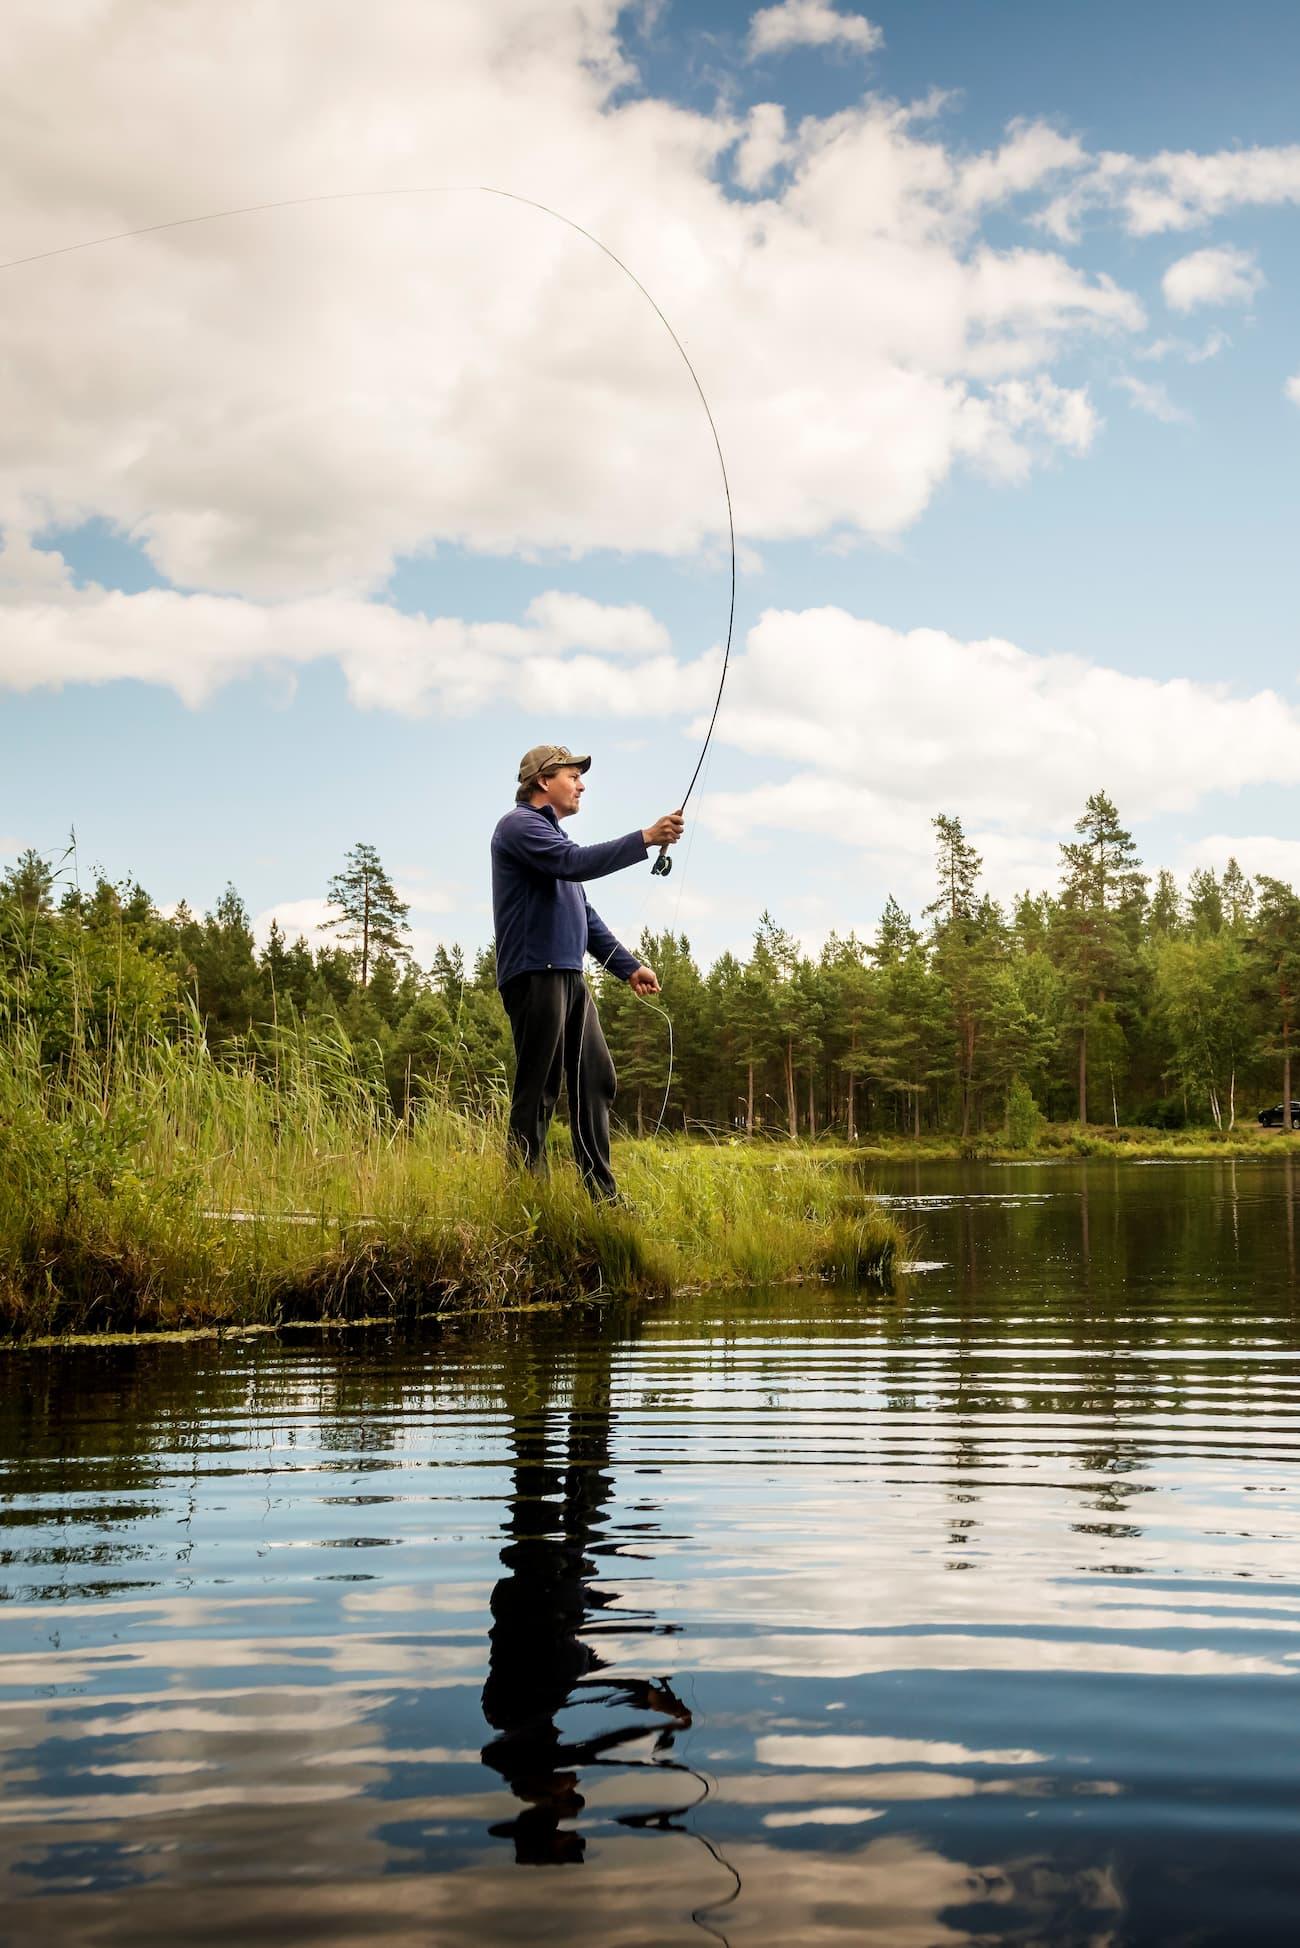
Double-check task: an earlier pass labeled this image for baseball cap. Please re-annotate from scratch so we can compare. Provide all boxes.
[517,743,592,787]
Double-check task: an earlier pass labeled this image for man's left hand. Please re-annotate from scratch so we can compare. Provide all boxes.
[629,966,660,997]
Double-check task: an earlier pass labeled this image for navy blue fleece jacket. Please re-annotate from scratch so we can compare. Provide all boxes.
[490,803,648,988]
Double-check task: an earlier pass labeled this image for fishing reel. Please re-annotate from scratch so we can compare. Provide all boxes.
[651,847,673,877]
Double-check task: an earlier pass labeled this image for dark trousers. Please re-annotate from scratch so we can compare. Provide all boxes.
[500,971,618,1198]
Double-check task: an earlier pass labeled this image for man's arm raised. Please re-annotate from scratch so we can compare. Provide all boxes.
[643,811,685,849]
[500,812,647,883]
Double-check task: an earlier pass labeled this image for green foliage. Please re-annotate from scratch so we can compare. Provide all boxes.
[1004,1076,1043,1150]
[1051,790,1147,1124]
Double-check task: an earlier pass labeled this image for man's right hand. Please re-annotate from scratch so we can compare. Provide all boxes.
[643,810,685,849]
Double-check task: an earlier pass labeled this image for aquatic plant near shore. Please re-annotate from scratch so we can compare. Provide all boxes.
[0,1019,901,1337]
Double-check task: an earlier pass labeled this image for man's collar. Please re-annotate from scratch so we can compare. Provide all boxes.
[527,802,561,829]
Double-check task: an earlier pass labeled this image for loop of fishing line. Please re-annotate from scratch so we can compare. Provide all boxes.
[0,180,736,838]
[2,183,736,1144]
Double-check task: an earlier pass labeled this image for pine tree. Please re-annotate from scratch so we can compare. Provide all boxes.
[471,943,499,992]
[924,817,1010,1141]
[925,814,982,926]
[599,944,663,1137]
[192,885,262,1043]
[705,951,754,1131]
[1,849,57,971]
[1221,858,1255,933]
[388,991,457,1113]
[282,935,319,1012]
[1,848,54,917]
[325,843,410,987]
[750,914,806,1138]
[366,951,403,1027]
[261,918,290,1006]
[821,932,876,1141]
[1248,878,1300,1124]
[1149,870,1183,938]
[726,934,782,1134]
[873,898,946,1136]
[430,944,467,1006]
[647,932,708,1132]
[1052,791,1146,1123]
[1187,868,1224,937]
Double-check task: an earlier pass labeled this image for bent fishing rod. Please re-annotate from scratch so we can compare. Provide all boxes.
[0,183,737,873]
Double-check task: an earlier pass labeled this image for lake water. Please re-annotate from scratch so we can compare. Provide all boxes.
[3,1159,1300,1946]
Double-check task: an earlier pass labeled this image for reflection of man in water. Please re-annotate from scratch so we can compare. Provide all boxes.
[479,1343,690,1865]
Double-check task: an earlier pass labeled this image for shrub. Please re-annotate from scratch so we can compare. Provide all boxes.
[1004,1076,1043,1151]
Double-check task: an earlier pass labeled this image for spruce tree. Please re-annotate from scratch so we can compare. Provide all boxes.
[1052,792,1146,1124]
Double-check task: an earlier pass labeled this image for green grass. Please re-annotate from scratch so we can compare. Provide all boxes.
[691,1124,1300,1164]
[0,1022,902,1339]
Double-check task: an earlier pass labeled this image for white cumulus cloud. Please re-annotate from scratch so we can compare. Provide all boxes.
[1162,245,1263,313]
[1040,143,1300,240]
[733,102,797,191]
[1180,835,1300,886]
[0,0,1146,601]
[523,590,669,656]
[0,532,708,714]
[748,1,882,59]
[698,606,1300,906]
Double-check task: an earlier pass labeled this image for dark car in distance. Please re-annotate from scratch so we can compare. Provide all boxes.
[1258,1101,1300,1129]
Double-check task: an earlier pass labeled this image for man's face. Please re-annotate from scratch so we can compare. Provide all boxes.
[540,764,585,818]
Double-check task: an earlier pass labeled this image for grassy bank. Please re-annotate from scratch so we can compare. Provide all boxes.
[789,1124,1300,1163]
[0,1023,901,1340]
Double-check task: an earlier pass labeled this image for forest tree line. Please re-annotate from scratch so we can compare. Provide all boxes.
[2,792,1298,1138]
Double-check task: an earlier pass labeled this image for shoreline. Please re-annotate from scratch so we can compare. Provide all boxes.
[691,1127,1300,1165]
[1,1139,903,1344]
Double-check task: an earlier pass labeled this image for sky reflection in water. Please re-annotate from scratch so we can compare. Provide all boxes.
[2,1158,1300,1945]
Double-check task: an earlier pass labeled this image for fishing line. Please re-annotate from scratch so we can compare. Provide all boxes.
[637,728,718,1141]
[2,184,736,1153]
[576,705,719,1149]
[0,181,736,842]
[641,997,675,1139]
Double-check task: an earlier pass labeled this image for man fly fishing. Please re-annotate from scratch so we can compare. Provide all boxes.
[491,745,684,1198]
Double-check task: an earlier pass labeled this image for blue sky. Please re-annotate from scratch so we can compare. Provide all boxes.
[3,0,1300,966]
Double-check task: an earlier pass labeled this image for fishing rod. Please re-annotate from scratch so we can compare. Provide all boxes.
[0,183,736,862]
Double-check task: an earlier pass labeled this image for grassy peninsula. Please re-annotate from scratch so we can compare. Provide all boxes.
[0,1021,902,1340]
